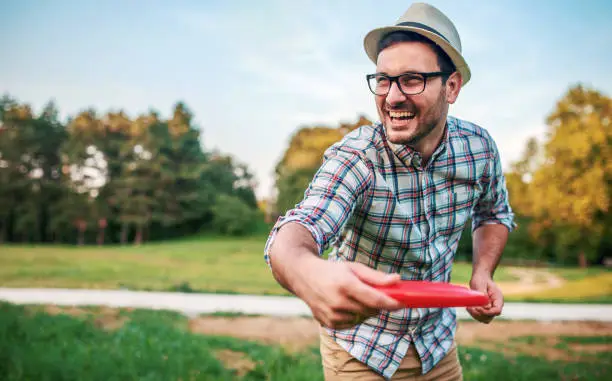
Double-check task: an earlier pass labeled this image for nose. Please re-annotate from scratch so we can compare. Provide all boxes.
[385,80,407,106]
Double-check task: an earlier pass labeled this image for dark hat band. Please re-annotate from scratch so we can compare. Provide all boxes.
[396,21,450,44]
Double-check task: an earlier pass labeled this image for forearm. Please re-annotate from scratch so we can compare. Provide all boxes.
[472,223,509,278]
[268,222,322,296]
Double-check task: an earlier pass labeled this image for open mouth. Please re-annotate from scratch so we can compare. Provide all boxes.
[388,111,416,122]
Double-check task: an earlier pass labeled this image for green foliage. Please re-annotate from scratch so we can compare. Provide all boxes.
[274,115,372,215]
[0,302,324,381]
[0,302,609,381]
[0,303,232,380]
[275,168,317,215]
[212,194,261,236]
[458,346,609,381]
[0,95,263,244]
[505,84,612,265]
[0,97,67,243]
[557,335,612,345]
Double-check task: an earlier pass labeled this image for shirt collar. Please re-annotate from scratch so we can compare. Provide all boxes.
[378,117,453,166]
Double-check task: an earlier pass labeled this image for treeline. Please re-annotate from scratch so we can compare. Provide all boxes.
[0,95,263,245]
[274,85,612,266]
[2,84,610,265]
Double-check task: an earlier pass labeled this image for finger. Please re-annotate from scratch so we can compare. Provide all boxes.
[326,294,379,321]
[470,284,491,308]
[483,290,493,309]
[466,307,479,320]
[470,308,493,323]
[325,311,364,330]
[467,306,494,323]
[348,262,400,286]
[470,306,486,315]
[492,297,503,310]
[329,294,366,314]
[488,286,503,312]
[345,280,404,310]
[346,296,380,318]
[486,300,503,316]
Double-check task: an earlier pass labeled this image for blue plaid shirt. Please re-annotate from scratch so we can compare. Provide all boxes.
[264,116,515,379]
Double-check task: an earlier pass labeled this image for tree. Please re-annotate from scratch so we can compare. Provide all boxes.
[275,168,317,214]
[0,95,264,244]
[113,113,161,245]
[274,115,373,214]
[211,194,260,236]
[527,84,611,265]
[0,98,67,243]
[0,95,21,242]
[155,103,213,232]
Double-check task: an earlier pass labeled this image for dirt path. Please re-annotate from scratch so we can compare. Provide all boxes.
[188,316,612,361]
[38,304,612,364]
[497,267,565,295]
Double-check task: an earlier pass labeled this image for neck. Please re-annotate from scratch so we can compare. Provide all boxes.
[410,118,447,163]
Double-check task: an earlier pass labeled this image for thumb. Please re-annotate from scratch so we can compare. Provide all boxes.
[470,278,492,308]
[347,262,400,286]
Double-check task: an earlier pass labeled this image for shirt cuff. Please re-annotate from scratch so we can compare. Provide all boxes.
[263,216,326,269]
[472,216,516,233]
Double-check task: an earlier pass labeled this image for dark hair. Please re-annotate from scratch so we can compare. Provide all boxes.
[377,31,456,79]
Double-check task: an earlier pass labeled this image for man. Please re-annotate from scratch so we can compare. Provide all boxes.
[264,2,515,380]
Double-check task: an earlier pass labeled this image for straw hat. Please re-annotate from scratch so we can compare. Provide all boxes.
[364,2,471,85]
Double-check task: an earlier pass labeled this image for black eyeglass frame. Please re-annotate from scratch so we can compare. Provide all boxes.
[366,71,453,96]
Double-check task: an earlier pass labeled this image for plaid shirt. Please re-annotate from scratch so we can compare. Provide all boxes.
[264,116,515,379]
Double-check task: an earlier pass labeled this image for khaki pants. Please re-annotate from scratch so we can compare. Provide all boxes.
[319,328,463,380]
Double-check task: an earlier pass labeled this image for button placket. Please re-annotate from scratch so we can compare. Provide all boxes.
[411,153,422,170]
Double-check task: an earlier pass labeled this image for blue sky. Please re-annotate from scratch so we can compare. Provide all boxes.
[2,0,611,199]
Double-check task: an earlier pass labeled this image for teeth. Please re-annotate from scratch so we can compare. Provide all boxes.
[389,111,415,118]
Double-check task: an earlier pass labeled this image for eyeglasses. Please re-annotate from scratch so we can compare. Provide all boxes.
[366,71,452,96]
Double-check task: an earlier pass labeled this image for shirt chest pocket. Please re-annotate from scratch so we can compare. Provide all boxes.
[431,188,477,237]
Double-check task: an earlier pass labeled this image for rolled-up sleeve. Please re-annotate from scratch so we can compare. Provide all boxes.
[472,142,516,233]
[264,145,373,268]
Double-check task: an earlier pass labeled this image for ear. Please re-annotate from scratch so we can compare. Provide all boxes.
[445,72,463,104]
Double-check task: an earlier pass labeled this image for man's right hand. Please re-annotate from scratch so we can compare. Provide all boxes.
[294,256,404,329]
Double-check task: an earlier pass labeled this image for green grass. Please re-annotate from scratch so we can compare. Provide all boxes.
[1,302,610,381]
[458,346,610,380]
[508,272,612,303]
[546,267,609,281]
[558,335,612,345]
[506,334,612,363]
[0,302,322,381]
[509,335,547,345]
[0,237,515,295]
[0,237,287,295]
[1,236,609,304]
[509,334,612,347]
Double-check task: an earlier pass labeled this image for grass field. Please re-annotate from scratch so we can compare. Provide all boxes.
[1,302,609,381]
[1,236,610,303]
[510,272,612,303]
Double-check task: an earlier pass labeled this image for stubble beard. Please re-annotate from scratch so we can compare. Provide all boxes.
[385,87,448,147]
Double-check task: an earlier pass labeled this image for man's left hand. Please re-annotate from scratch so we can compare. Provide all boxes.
[466,272,503,324]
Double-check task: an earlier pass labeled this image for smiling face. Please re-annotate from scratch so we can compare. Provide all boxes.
[375,41,461,150]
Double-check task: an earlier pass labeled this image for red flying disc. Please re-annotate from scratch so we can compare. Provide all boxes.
[374,280,489,308]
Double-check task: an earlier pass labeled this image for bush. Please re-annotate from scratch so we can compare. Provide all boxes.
[211,194,262,236]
